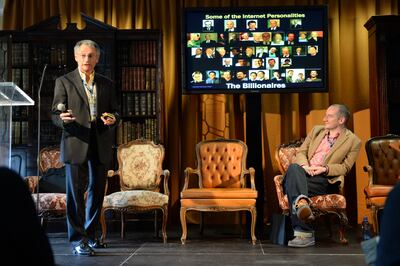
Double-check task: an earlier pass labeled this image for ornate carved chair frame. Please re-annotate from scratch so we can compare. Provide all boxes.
[100,139,170,243]
[273,140,348,244]
[25,145,66,225]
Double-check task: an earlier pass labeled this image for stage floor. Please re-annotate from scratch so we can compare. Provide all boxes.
[47,221,367,266]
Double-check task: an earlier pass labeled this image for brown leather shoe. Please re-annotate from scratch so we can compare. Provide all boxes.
[296,202,315,222]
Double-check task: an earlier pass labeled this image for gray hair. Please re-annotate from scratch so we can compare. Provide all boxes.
[331,104,350,123]
[74,40,100,56]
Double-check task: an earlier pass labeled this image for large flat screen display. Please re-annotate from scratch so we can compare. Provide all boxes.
[182,6,328,94]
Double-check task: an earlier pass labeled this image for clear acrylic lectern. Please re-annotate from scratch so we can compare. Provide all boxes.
[0,82,34,168]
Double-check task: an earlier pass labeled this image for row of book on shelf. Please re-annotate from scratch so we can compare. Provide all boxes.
[121,67,157,91]
[118,41,158,65]
[116,119,159,145]
[32,44,67,66]
[12,121,62,145]
[12,68,29,91]
[12,119,159,146]
[11,121,28,145]
[12,43,68,66]
[12,43,29,66]
[12,106,28,119]
[122,92,157,116]
[38,121,62,144]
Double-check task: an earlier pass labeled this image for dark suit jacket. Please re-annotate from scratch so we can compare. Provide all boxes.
[202,26,214,31]
[201,40,216,46]
[52,69,120,165]
[294,125,361,177]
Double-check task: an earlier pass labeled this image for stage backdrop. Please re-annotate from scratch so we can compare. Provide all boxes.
[3,0,399,225]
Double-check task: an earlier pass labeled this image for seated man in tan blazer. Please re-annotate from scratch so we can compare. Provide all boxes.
[284,104,361,247]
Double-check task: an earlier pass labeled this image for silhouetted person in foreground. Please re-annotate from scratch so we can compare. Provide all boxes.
[376,182,400,266]
[1,167,54,265]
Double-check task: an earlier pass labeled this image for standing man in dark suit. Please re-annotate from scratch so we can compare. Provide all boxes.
[52,39,120,256]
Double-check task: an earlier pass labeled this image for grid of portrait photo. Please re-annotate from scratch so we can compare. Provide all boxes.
[185,14,325,90]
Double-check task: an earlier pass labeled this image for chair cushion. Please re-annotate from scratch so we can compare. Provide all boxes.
[310,194,346,209]
[278,145,299,173]
[198,141,245,188]
[364,185,393,198]
[366,197,387,208]
[103,190,168,208]
[31,193,66,212]
[181,188,257,199]
[39,147,63,173]
[279,194,346,211]
[181,198,256,207]
[39,167,66,193]
[367,138,400,186]
[273,175,289,210]
[119,143,163,190]
[25,175,39,193]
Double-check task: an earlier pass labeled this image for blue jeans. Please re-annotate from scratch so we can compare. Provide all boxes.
[283,164,331,233]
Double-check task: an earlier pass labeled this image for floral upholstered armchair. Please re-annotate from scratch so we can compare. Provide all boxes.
[25,146,66,225]
[100,139,170,243]
[273,140,348,244]
[180,139,258,245]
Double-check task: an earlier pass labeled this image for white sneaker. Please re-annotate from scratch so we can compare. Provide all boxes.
[287,236,315,247]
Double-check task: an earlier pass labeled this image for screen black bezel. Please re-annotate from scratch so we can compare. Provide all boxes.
[181,5,329,94]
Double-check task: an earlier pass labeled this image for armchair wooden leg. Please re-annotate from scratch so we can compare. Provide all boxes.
[339,225,348,244]
[250,207,257,245]
[338,210,348,245]
[240,211,245,239]
[180,207,187,244]
[100,208,107,243]
[161,206,168,244]
[121,211,125,239]
[324,215,332,238]
[199,212,204,235]
[372,206,379,234]
[154,210,159,238]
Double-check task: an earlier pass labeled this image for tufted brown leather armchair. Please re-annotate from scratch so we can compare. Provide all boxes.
[273,140,349,244]
[180,139,258,245]
[363,134,400,233]
[25,146,66,225]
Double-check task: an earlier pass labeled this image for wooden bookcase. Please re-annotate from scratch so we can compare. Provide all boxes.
[116,30,164,145]
[0,14,164,175]
[364,15,400,136]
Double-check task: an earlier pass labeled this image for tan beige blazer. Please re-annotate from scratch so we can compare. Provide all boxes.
[294,125,361,177]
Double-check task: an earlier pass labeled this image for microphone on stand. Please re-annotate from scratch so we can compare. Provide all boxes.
[36,63,48,213]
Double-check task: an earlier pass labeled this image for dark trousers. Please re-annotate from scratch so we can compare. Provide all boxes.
[283,164,332,232]
[65,127,108,245]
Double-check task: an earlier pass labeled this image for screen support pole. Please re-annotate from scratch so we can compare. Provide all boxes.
[245,93,264,239]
